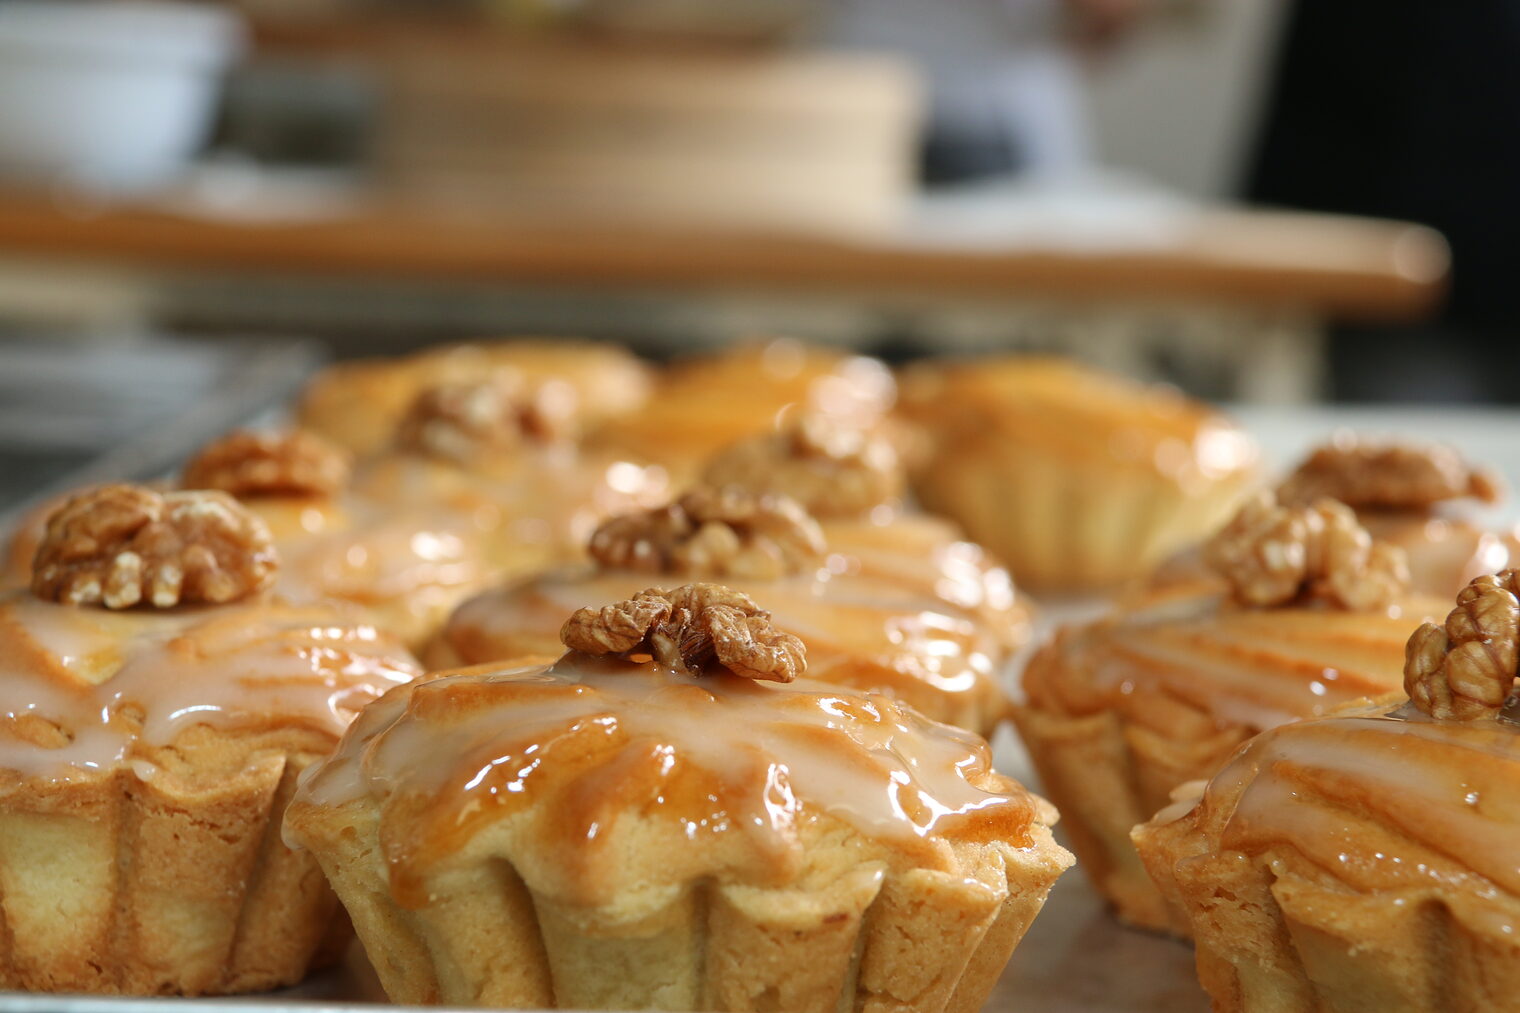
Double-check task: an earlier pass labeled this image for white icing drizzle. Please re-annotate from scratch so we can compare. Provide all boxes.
[1195,703,1520,908]
[0,591,420,782]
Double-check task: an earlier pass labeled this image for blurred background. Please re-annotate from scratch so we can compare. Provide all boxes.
[0,0,1510,507]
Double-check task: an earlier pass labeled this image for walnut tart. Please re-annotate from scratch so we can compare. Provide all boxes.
[0,485,421,994]
[1278,432,1514,597]
[1015,490,1448,930]
[1134,569,1520,1012]
[351,374,668,582]
[700,415,1032,655]
[430,486,1019,737]
[285,583,1072,1011]
[180,428,498,650]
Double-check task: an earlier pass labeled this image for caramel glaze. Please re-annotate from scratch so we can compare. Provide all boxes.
[815,510,1031,653]
[1159,697,1520,923]
[290,654,1037,909]
[0,591,420,784]
[1024,576,1449,733]
[251,497,494,641]
[587,341,897,480]
[352,448,668,572]
[436,565,1014,735]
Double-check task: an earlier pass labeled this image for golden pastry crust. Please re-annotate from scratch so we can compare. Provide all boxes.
[1203,490,1410,611]
[0,591,420,995]
[1279,434,1503,509]
[562,583,806,683]
[31,485,277,609]
[183,429,351,500]
[587,487,824,581]
[701,417,904,519]
[1404,569,1520,720]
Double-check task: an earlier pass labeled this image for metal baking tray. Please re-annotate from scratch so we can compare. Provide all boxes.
[3,404,1518,1011]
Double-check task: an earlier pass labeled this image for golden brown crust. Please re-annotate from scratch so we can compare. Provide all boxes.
[1204,490,1409,611]
[1404,569,1520,720]
[1279,434,1503,509]
[183,429,351,499]
[560,583,806,682]
[701,417,903,518]
[587,487,824,581]
[394,373,574,463]
[31,485,277,608]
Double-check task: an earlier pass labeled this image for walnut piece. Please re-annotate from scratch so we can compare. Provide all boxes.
[1204,490,1410,610]
[1404,570,1520,720]
[1279,434,1503,510]
[588,486,825,581]
[701,416,903,519]
[561,583,806,682]
[183,429,351,499]
[32,484,278,608]
[394,371,577,463]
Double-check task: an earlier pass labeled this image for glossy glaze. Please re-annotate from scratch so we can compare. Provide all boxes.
[1171,699,1520,912]
[443,565,1010,718]
[296,654,1035,902]
[0,592,420,781]
[1026,577,1447,732]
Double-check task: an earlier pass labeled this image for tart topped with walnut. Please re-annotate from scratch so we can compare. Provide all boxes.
[353,376,668,583]
[1014,489,1448,930]
[1277,432,1514,596]
[431,486,1017,736]
[701,417,1031,653]
[286,582,1072,1011]
[179,428,493,650]
[589,338,900,487]
[1134,569,1520,1013]
[295,338,652,457]
[1,484,421,996]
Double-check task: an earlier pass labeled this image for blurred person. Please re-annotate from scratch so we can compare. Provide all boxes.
[821,0,1147,183]
[1246,2,1520,402]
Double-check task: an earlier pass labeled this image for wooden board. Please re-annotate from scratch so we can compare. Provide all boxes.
[0,187,1447,321]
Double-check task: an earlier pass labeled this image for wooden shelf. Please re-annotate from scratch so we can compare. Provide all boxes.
[0,188,1448,322]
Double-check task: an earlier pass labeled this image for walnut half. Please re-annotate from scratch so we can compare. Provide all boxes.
[32,485,278,608]
[183,429,351,499]
[588,486,825,581]
[561,583,806,682]
[1404,570,1520,720]
[1279,434,1503,510]
[1203,490,1410,611]
[701,416,903,519]
[394,371,577,464]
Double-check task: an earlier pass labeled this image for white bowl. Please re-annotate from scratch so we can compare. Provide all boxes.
[0,1,245,189]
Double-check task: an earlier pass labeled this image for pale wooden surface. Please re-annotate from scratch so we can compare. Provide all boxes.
[0,188,1449,322]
